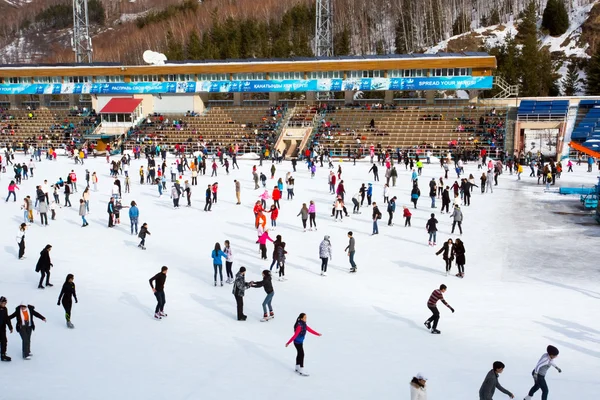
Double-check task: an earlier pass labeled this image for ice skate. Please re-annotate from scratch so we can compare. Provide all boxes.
[154,313,162,320]
[220,281,224,287]
[296,367,309,376]
[214,281,217,287]
[431,329,441,334]
[424,321,431,330]
[67,321,74,329]
[1,354,11,362]
[159,311,168,317]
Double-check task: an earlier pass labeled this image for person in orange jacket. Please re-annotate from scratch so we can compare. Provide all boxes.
[272,186,281,209]
[254,201,266,229]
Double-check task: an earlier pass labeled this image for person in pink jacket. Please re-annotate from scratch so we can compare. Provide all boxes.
[285,313,322,376]
[259,190,271,209]
[6,181,19,202]
[258,229,274,260]
[308,200,317,231]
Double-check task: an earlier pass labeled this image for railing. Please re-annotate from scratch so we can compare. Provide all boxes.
[517,113,568,122]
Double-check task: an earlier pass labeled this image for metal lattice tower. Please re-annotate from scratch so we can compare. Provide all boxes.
[72,0,93,63]
[315,0,334,57]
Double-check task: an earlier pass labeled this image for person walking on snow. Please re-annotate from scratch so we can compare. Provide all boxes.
[251,270,275,320]
[149,266,168,320]
[16,223,26,260]
[450,205,463,234]
[479,361,514,400]
[9,302,46,360]
[57,274,78,329]
[211,242,227,287]
[285,313,322,376]
[424,284,454,334]
[0,296,14,362]
[319,235,332,276]
[224,240,234,284]
[524,345,562,400]
[436,239,455,276]
[426,213,438,246]
[345,231,357,272]
[410,373,428,400]
[35,244,53,289]
[138,223,150,250]
[233,267,251,321]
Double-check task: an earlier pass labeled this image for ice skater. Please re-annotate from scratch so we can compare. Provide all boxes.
[345,231,357,272]
[454,239,466,278]
[479,361,514,400]
[211,242,227,287]
[524,345,562,400]
[233,267,251,321]
[224,240,234,283]
[35,244,53,289]
[435,239,454,276]
[285,313,322,376]
[424,284,454,334]
[251,270,275,321]
[10,302,46,360]
[57,274,78,328]
[149,266,168,320]
[319,235,332,276]
[410,373,427,400]
[0,296,13,361]
[16,223,26,260]
[138,223,150,250]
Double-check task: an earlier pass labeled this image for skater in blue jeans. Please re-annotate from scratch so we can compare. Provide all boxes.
[426,213,438,246]
[524,345,562,400]
[129,201,139,235]
[345,231,357,272]
[211,242,227,287]
[251,270,274,320]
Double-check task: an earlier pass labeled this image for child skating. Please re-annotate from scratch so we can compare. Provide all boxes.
[285,313,322,376]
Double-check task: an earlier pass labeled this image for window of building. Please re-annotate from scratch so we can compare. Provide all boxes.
[270,71,305,80]
[231,73,266,80]
[130,75,160,82]
[67,76,91,83]
[9,77,32,84]
[307,71,342,79]
[198,73,229,81]
[165,74,194,81]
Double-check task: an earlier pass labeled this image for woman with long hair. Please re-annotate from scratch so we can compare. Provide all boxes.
[35,244,53,289]
[285,313,322,376]
[454,239,466,278]
[57,274,78,328]
[16,223,26,260]
[223,240,234,284]
[211,242,227,287]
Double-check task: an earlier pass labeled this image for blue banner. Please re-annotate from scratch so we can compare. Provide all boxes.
[0,76,493,95]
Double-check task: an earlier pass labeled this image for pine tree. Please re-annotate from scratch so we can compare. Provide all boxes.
[542,0,569,36]
[335,26,351,56]
[187,31,202,60]
[585,47,600,95]
[165,30,184,61]
[562,61,580,96]
[517,0,537,42]
[489,8,500,25]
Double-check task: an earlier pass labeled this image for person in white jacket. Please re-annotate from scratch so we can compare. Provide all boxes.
[410,373,427,400]
[383,184,390,204]
[318,235,332,276]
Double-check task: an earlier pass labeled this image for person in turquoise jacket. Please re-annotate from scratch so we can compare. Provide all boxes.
[212,242,228,287]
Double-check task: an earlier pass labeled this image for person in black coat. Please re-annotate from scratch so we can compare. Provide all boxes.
[251,270,275,320]
[35,244,53,289]
[436,239,455,275]
[8,303,46,359]
[441,186,451,213]
[57,274,78,328]
[454,239,466,278]
[0,296,14,361]
[425,213,438,245]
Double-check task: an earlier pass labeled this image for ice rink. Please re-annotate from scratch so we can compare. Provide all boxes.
[0,152,599,400]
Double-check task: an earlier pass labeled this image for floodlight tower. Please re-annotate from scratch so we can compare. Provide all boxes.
[315,0,334,57]
[72,0,93,63]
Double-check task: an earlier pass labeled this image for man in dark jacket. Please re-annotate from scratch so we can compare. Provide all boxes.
[232,267,251,321]
[149,266,168,320]
[35,244,53,289]
[9,303,46,360]
[372,202,382,235]
[0,296,13,361]
[479,361,514,400]
[387,196,397,226]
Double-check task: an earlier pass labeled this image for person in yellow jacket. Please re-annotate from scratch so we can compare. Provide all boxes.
[517,164,523,180]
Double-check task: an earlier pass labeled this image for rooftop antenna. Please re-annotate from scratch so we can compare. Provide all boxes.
[72,0,93,63]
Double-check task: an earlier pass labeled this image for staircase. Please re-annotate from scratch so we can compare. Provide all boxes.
[562,106,579,159]
[493,76,519,99]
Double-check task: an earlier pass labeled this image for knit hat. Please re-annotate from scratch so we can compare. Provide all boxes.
[416,373,427,381]
[324,235,330,240]
[0,296,6,303]
[240,267,246,273]
[19,301,26,306]
[547,345,559,356]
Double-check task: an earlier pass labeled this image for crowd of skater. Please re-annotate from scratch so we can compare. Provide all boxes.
[0,144,579,400]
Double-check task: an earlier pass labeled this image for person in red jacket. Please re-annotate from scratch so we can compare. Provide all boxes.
[272,186,281,209]
[403,205,412,227]
[269,204,279,228]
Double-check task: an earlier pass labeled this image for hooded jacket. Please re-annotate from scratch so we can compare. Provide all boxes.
[319,237,332,258]
[232,271,250,297]
[35,248,52,272]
